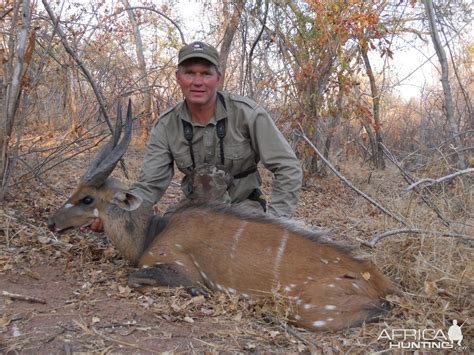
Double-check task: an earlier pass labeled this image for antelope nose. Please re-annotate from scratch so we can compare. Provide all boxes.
[47,218,56,231]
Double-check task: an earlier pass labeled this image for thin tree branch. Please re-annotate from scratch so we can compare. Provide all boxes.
[297,127,407,226]
[381,143,452,227]
[404,168,473,192]
[364,228,473,248]
[120,6,186,45]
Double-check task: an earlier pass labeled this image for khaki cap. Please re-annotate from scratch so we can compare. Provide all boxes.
[178,41,220,67]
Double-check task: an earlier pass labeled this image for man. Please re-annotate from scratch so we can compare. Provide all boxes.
[92,41,301,230]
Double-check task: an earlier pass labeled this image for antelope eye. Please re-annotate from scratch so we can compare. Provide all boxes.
[82,196,94,205]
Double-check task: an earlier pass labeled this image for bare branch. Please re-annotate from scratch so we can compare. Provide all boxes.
[364,228,474,248]
[404,168,474,192]
[381,143,452,227]
[120,6,187,45]
[41,0,113,132]
[298,128,407,226]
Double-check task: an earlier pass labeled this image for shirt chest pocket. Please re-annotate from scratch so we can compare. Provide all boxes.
[222,141,254,171]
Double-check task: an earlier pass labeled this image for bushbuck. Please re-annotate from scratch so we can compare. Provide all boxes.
[48,100,396,332]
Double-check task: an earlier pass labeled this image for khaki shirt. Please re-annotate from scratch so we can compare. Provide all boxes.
[130,92,302,217]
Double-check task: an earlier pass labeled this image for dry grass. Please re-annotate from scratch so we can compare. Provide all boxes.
[0,135,472,353]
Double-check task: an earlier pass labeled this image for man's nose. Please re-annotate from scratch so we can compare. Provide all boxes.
[192,74,204,85]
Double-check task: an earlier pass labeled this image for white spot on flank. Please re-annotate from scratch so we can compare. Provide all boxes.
[284,286,291,292]
[304,304,315,309]
[294,314,302,320]
[307,276,314,281]
[326,318,334,322]
[93,208,99,217]
[289,283,296,288]
[327,283,335,288]
[174,244,183,250]
[273,231,289,282]
[324,305,337,310]
[352,282,360,289]
[174,261,184,266]
[64,203,74,209]
[230,221,247,260]
[313,320,326,328]
[142,265,150,268]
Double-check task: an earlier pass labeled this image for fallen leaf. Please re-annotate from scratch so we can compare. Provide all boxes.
[37,235,50,244]
[0,315,11,326]
[118,285,131,294]
[424,280,437,297]
[269,330,280,338]
[92,317,100,324]
[233,312,242,321]
[183,316,194,323]
[361,271,371,281]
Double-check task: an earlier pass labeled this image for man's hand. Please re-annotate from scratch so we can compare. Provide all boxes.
[90,218,104,232]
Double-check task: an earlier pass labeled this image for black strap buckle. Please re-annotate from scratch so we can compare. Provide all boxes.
[248,188,267,212]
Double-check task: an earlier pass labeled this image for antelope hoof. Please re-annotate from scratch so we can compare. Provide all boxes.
[128,269,162,288]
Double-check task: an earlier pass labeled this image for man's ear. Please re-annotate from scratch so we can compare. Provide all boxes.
[112,191,143,211]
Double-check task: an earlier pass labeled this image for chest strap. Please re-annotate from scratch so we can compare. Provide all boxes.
[182,93,227,169]
[233,166,257,179]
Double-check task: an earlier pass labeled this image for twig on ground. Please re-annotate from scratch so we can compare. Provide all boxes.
[262,313,322,352]
[364,228,474,248]
[297,128,407,226]
[72,320,158,353]
[1,290,47,304]
[404,168,474,192]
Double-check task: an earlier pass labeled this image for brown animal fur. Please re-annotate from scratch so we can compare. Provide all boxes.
[139,204,396,331]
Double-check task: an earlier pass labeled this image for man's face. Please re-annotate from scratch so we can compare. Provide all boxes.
[176,60,221,107]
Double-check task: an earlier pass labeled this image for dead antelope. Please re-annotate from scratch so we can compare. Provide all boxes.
[48,101,396,332]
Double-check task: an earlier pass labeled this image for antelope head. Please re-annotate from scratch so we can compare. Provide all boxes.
[48,100,138,232]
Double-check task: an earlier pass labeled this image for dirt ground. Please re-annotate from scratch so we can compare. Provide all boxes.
[1,142,472,353]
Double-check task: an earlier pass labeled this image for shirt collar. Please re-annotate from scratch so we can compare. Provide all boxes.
[178,94,227,126]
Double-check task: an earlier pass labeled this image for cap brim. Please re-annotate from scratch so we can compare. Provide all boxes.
[178,53,219,67]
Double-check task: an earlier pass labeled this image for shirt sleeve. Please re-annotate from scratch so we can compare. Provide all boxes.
[129,120,174,205]
[249,107,302,218]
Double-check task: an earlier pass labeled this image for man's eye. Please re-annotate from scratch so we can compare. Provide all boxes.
[82,196,94,205]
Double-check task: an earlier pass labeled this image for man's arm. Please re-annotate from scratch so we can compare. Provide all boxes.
[129,120,174,205]
[249,107,302,218]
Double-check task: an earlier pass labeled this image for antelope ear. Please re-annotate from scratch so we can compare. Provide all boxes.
[113,191,143,211]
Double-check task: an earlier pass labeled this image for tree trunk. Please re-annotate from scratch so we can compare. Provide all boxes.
[321,79,344,175]
[0,0,31,200]
[424,0,466,170]
[121,0,152,138]
[360,43,385,169]
[219,0,244,90]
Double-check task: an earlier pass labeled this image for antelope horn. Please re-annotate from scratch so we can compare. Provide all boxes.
[82,99,133,187]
